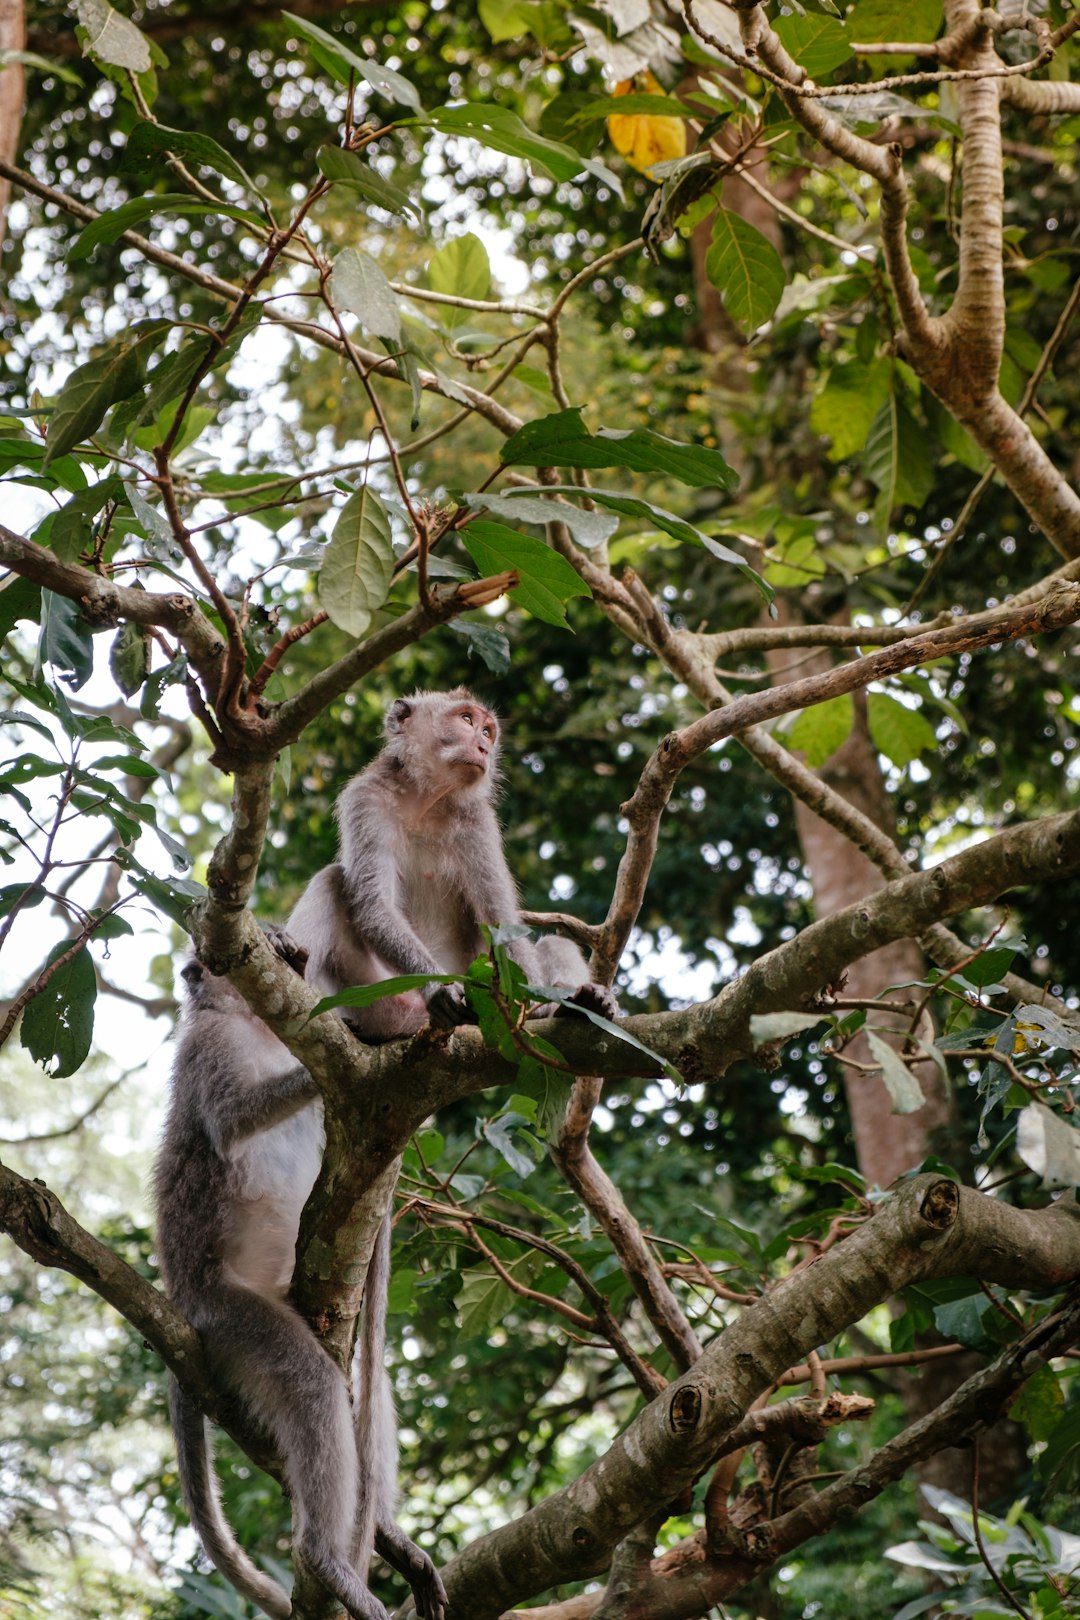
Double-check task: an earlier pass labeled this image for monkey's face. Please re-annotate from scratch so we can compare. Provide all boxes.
[434,701,499,781]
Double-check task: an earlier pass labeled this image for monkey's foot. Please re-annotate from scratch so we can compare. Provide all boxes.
[424,983,477,1030]
[555,982,620,1021]
[376,1524,448,1620]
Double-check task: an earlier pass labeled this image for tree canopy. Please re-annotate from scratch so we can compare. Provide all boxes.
[3,2,1080,1618]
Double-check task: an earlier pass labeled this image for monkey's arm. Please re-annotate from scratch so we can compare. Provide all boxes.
[198,1035,320,1155]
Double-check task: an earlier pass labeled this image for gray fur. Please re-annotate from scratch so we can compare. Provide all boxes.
[155,960,445,1620]
[288,688,617,1036]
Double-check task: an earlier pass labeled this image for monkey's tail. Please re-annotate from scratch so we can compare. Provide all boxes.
[169,1375,292,1620]
[353,1208,398,1579]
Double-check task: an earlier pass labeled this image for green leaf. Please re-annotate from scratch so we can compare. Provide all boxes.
[932,1290,996,1351]
[1016,1103,1080,1188]
[960,942,1022,990]
[1040,1400,1080,1490]
[0,48,84,86]
[0,882,46,916]
[309,974,459,1018]
[43,337,148,467]
[69,195,264,261]
[1013,1002,1080,1050]
[20,941,97,1078]
[867,691,937,768]
[386,1267,419,1314]
[140,652,186,720]
[427,234,491,329]
[425,103,624,200]
[523,983,682,1084]
[501,407,738,489]
[705,209,786,333]
[478,0,573,48]
[109,622,151,698]
[0,576,42,640]
[37,591,94,691]
[463,489,618,549]
[459,520,591,629]
[135,304,263,429]
[316,486,396,639]
[565,92,703,128]
[532,485,772,605]
[864,392,935,518]
[315,146,423,223]
[821,90,959,137]
[123,480,180,556]
[73,0,151,71]
[923,392,988,474]
[483,1114,538,1179]
[123,121,264,199]
[773,13,853,76]
[866,1029,925,1114]
[0,755,67,787]
[785,692,854,766]
[847,0,943,45]
[750,1011,829,1044]
[330,248,402,343]
[448,617,512,675]
[457,1267,515,1335]
[283,12,423,111]
[1009,1364,1063,1444]
[46,475,124,563]
[810,358,892,459]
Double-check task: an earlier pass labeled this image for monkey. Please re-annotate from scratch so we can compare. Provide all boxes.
[287,688,618,1040]
[153,951,446,1620]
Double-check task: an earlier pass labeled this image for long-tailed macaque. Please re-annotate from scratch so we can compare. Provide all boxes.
[288,688,617,1039]
[153,954,445,1620]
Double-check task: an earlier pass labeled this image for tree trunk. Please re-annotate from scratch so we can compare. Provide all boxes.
[0,0,25,242]
[782,686,953,1186]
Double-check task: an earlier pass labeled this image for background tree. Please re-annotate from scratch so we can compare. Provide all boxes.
[3,2,1080,1618]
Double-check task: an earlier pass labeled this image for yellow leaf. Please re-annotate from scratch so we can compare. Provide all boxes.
[607,73,686,179]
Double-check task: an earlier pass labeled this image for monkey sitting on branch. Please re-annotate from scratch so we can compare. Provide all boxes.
[154,947,446,1620]
[288,687,618,1039]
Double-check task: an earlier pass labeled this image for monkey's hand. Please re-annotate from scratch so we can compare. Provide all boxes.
[264,924,310,979]
[555,982,620,1021]
[424,982,476,1029]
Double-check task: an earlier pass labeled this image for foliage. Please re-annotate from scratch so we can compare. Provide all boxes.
[3,1,1080,1618]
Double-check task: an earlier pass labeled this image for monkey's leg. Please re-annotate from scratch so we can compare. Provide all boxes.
[374,1523,447,1620]
[209,1286,392,1620]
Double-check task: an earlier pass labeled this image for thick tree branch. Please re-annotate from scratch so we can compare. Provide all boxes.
[1001,76,1080,113]
[554,1077,704,1374]
[0,522,518,762]
[0,523,226,693]
[436,1178,1080,1619]
[602,585,1080,973]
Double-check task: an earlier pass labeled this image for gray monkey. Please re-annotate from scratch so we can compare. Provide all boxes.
[154,953,446,1620]
[288,687,617,1038]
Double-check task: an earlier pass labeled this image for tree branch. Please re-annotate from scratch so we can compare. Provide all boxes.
[435,1178,1080,1619]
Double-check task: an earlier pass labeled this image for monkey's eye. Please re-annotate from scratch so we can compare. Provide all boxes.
[482,726,495,740]
[460,711,474,725]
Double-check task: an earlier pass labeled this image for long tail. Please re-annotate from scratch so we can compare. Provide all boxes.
[353,1209,398,1578]
[169,1375,292,1620]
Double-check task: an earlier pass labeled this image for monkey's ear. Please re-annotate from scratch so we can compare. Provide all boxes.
[386,698,414,733]
[181,959,205,985]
